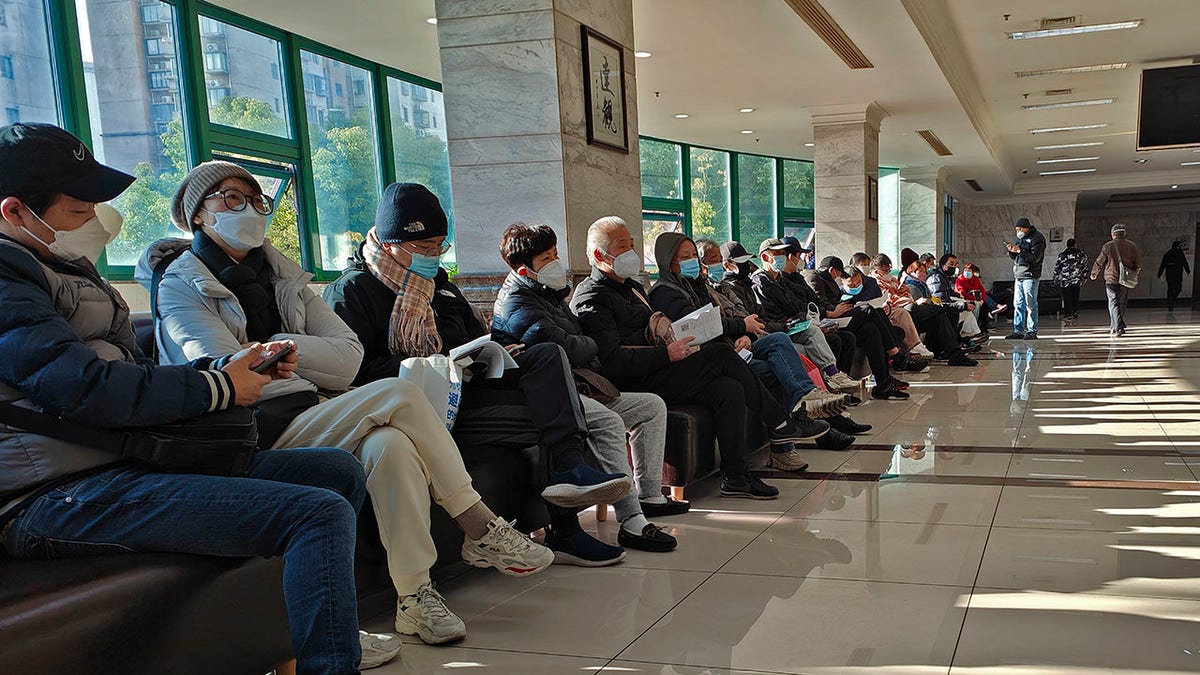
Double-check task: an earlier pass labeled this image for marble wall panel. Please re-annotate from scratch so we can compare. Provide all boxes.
[563,159,642,271]
[448,133,563,167]
[440,40,561,140]
[1075,209,1199,301]
[814,123,866,178]
[954,200,1075,290]
[437,10,555,49]
[553,0,635,49]
[435,0,552,20]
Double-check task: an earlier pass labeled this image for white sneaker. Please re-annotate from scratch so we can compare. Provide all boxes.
[911,344,935,358]
[825,371,860,394]
[395,584,467,645]
[461,516,554,576]
[767,449,810,472]
[359,630,402,669]
[798,388,847,419]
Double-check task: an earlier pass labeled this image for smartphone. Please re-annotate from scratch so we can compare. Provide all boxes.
[251,342,295,374]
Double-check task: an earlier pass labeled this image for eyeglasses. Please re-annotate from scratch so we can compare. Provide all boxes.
[402,241,452,257]
[204,188,275,216]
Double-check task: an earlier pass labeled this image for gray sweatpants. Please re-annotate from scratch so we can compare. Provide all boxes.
[581,392,668,522]
[791,324,837,369]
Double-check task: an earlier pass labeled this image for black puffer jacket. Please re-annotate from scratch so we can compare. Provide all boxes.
[1011,227,1047,280]
[802,269,842,310]
[570,268,671,384]
[717,274,787,334]
[491,272,599,368]
[751,268,812,323]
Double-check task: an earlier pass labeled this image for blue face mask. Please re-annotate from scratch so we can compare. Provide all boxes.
[707,263,726,283]
[841,282,863,298]
[408,251,441,279]
[771,256,787,272]
[679,257,701,279]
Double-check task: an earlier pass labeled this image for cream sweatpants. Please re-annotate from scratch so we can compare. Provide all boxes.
[273,377,481,595]
[887,307,923,350]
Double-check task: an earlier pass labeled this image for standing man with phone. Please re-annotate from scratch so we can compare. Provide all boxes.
[1005,217,1046,340]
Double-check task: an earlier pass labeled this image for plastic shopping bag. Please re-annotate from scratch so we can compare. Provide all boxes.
[399,355,465,431]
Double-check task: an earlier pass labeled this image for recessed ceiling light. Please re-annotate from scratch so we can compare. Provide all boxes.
[1008,20,1142,40]
[740,130,754,134]
[1015,62,1128,78]
[1034,141,1104,150]
[426,17,437,25]
[804,142,815,147]
[1039,168,1097,176]
[738,107,755,113]
[1172,185,1179,189]
[1029,123,1108,134]
[1036,156,1100,164]
[673,113,689,119]
[1022,98,1117,111]
[634,51,652,58]
[1182,161,1200,166]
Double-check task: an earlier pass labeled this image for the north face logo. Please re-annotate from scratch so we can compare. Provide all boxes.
[403,221,425,233]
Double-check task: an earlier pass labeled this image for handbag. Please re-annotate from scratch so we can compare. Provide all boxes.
[573,367,621,404]
[0,402,259,476]
[1119,261,1139,289]
[253,391,319,450]
[645,311,677,346]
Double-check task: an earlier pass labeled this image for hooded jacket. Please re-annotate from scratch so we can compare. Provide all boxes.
[750,266,814,322]
[647,232,744,338]
[491,271,599,369]
[1010,226,1047,280]
[138,238,363,399]
[2,235,231,521]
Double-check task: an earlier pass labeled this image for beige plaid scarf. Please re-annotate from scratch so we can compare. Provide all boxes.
[362,228,443,357]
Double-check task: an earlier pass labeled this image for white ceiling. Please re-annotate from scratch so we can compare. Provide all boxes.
[207,0,1200,199]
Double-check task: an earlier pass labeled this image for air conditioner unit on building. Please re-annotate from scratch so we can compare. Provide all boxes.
[159,96,170,104]
[205,43,219,52]
[208,80,220,87]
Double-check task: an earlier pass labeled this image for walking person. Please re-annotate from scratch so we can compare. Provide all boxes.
[1053,239,1088,322]
[1157,240,1191,312]
[1091,224,1143,337]
[1005,217,1046,340]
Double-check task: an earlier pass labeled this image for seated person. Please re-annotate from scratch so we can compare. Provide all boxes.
[956,263,1005,328]
[491,222,687,552]
[844,252,931,360]
[743,239,861,385]
[321,184,639,567]
[704,238,860,396]
[0,123,394,672]
[149,170,555,648]
[871,253,976,365]
[858,253,934,358]
[571,217,823,500]
[927,253,982,338]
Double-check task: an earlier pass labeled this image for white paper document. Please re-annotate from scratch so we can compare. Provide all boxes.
[865,294,887,309]
[670,303,724,346]
[448,334,519,379]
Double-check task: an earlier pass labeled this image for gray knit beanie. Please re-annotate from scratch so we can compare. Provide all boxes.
[170,160,260,232]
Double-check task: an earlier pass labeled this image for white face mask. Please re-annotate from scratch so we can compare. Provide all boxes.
[1016,231,1026,240]
[608,249,642,279]
[23,207,116,264]
[203,207,267,252]
[531,258,568,290]
[857,265,871,276]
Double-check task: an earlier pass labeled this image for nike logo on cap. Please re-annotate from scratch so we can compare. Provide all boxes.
[73,143,86,161]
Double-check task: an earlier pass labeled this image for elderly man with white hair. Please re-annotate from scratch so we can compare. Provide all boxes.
[569,216,831,499]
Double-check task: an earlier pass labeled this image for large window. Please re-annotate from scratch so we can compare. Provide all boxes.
[199,16,290,138]
[689,148,730,242]
[387,76,453,263]
[0,1,57,125]
[640,138,682,199]
[781,159,814,210]
[77,0,188,267]
[302,50,381,271]
[736,154,775,250]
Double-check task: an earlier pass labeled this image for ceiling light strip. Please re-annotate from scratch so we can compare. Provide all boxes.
[1015,63,1128,78]
[1008,20,1142,40]
[1036,156,1101,164]
[1022,98,1117,111]
[1034,141,1104,150]
[1182,161,1200,166]
[1029,124,1108,134]
[1039,168,1097,176]
[783,0,873,69]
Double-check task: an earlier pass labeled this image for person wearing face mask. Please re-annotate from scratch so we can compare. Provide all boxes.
[849,252,873,279]
[957,262,1006,330]
[926,253,983,339]
[0,124,402,671]
[491,222,685,553]
[152,173,561,649]
[1005,217,1046,340]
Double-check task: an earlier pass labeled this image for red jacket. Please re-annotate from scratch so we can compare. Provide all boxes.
[955,274,987,303]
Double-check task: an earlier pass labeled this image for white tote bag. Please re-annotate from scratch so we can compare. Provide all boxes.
[398,355,465,431]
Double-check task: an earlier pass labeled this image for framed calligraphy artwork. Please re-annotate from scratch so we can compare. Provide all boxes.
[581,25,628,153]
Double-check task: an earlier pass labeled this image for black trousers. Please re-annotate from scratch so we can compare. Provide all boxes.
[624,342,788,478]
[824,330,857,373]
[1166,278,1183,310]
[1061,285,1081,316]
[845,306,895,382]
[909,303,959,356]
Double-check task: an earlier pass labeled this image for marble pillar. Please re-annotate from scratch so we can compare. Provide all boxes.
[898,168,938,256]
[812,103,887,260]
[435,0,641,302]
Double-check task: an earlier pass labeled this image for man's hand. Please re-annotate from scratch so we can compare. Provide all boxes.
[222,344,273,407]
[666,336,697,362]
[1006,244,1020,254]
[733,335,752,352]
[827,302,854,318]
[250,339,299,380]
[743,313,766,336]
[504,343,525,357]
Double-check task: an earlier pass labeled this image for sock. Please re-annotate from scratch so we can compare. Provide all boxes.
[620,513,651,535]
[456,501,496,540]
[824,365,839,376]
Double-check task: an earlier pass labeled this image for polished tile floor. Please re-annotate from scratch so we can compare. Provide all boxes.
[366,307,1200,674]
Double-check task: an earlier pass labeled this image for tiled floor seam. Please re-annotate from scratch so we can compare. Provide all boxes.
[946,475,1006,671]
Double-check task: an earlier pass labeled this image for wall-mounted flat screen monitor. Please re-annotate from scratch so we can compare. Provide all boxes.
[1137,64,1200,151]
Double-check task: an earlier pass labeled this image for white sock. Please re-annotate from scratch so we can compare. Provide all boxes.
[620,514,651,534]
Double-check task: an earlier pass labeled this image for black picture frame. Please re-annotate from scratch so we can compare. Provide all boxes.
[866,175,878,221]
[581,25,628,153]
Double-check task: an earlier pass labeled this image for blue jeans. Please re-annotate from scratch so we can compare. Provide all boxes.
[2,448,366,675]
[749,331,817,411]
[1012,278,1039,334]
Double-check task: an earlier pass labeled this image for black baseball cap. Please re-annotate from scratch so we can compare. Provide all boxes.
[819,256,845,274]
[780,235,812,253]
[0,123,134,202]
[758,237,791,256]
[720,241,754,263]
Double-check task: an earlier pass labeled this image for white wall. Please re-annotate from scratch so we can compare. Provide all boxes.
[1074,208,1199,302]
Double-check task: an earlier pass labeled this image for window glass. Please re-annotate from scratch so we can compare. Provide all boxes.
[250,168,301,266]
[0,0,58,125]
[688,147,730,242]
[198,16,290,138]
[781,159,814,210]
[642,212,683,274]
[639,138,681,199]
[302,51,381,271]
[877,168,900,263]
[736,154,776,249]
[77,0,187,266]
[387,76,453,264]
